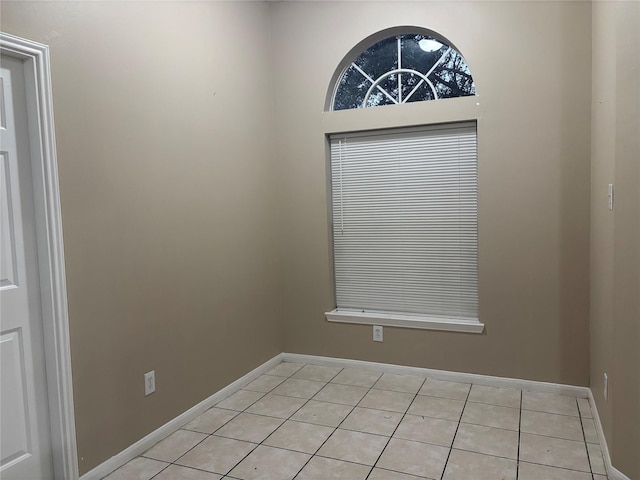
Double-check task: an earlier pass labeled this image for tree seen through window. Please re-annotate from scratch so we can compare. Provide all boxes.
[332,34,476,111]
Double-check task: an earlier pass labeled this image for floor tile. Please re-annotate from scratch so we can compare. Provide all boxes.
[143,429,207,463]
[183,407,238,434]
[214,412,283,443]
[407,394,465,421]
[582,417,599,443]
[453,423,518,459]
[358,389,415,413]
[312,383,368,406]
[228,445,310,480]
[103,457,168,480]
[376,437,449,479]
[443,449,516,480]
[270,378,326,399]
[175,435,256,475]
[266,362,305,377]
[587,442,606,474]
[245,393,306,419]
[215,390,264,412]
[519,433,590,472]
[99,365,613,480]
[331,368,382,388]
[243,375,286,393]
[394,414,457,447]
[295,456,371,480]
[263,420,334,454]
[152,464,222,480]
[577,397,593,418]
[522,391,579,416]
[368,468,425,480]
[520,410,584,441]
[340,407,403,436]
[518,462,593,480]
[292,364,342,382]
[290,400,353,427]
[373,373,424,394]
[461,402,520,431]
[418,378,470,400]
[317,428,388,466]
[467,384,521,408]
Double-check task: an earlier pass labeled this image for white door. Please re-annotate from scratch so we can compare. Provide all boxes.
[1,54,54,480]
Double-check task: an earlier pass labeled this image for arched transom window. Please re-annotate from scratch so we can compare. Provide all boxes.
[332,33,476,111]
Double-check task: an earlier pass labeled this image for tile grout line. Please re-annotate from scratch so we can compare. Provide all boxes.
[576,397,596,479]
[437,382,472,480]
[516,389,523,480]
[363,376,427,480]
[185,411,585,445]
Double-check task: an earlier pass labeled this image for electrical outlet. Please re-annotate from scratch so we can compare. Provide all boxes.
[607,184,614,210]
[603,373,608,400]
[373,325,383,342]
[144,370,155,396]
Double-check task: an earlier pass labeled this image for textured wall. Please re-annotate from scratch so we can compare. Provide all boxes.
[1,0,609,475]
[1,1,283,473]
[591,1,640,477]
[271,1,592,385]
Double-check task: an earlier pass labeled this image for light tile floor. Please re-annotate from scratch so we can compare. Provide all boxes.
[103,362,609,480]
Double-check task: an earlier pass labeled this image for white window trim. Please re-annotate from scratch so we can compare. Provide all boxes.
[325,309,484,334]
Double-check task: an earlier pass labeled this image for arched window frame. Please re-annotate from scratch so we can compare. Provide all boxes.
[326,27,477,111]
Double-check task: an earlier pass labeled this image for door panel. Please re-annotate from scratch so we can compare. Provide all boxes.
[0,53,54,480]
[0,330,31,467]
[1,151,19,288]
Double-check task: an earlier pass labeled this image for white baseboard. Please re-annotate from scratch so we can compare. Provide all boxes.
[608,466,632,480]
[282,353,590,398]
[80,353,284,480]
[84,352,636,480]
[587,389,632,480]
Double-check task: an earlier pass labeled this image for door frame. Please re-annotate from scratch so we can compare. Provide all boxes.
[1,32,78,480]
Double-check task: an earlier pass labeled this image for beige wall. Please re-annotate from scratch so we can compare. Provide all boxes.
[591,1,640,477]
[271,1,592,385]
[1,1,283,474]
[4,0,625,475]
[590,0,616,449]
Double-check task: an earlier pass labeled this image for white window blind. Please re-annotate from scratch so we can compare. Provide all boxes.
[330,122,478,322]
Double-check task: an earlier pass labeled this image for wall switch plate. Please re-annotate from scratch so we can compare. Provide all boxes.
[603,373,608,400]
[373,325,383,342]
[608,184,614,210]
[144,370,155,396]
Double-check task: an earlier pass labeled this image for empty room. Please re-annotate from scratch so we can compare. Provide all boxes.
[0,1,638,480]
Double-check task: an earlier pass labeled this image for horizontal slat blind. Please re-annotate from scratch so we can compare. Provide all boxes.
[330,123,478,320]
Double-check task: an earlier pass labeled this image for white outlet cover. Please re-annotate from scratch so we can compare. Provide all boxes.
[603,373,608,400]
[373,325,383,342]
[145,370,156,396]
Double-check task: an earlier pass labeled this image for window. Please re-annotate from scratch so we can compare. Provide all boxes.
[326,123,482,333]
[332,33,476,111]
[325,29,481,333]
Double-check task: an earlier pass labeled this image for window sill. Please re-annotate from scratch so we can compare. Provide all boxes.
[325,309,484,334]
